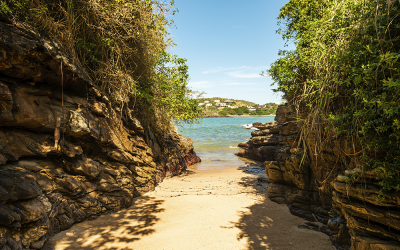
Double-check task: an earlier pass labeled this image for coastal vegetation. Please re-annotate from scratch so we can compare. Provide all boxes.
[0,0,201,130]
[197,97,279,117]
[198,97,257,107]
[268,0,400,195]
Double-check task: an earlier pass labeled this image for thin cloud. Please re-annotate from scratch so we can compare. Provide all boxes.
[202,66,270,79]
[189,81,212,88]
[228,72,262,79]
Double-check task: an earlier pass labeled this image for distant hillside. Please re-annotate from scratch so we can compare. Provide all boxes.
[197,97,279,117]
[197,97,257,107]
[232,99,258,107]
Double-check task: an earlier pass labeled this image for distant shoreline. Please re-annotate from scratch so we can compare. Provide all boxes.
[202,115,276,118]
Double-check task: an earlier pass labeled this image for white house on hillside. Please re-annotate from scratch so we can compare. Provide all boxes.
[204,101,209,103]
[205,103,212,107]
[198,103,205,106]
[216,102,227,107]
[248,107,256,112]
[258,105,267,110]
[214,100,220,103]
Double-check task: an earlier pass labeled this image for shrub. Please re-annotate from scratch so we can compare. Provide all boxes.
[269,0,400,194]
[1,0,201,130]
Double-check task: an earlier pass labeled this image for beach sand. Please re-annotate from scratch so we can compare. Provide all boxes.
[51,167,335,250]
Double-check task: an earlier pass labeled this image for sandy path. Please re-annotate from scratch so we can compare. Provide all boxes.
[51,167,335,250]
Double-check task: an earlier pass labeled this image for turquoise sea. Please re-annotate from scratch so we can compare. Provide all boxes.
[178,116,275,170]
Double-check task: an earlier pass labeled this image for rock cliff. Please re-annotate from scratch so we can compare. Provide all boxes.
[238,105,400,250]
[0,19,199,249]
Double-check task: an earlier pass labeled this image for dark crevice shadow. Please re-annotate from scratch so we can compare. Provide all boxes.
[51,196,165,250]
[179,169,197,177]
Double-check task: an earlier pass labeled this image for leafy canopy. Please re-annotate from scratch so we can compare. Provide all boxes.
[269,0,400,194]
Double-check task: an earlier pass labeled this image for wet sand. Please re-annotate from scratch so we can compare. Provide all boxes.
[51,167,335,250]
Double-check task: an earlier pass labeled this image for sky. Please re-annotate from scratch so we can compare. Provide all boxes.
[169,0,294,105]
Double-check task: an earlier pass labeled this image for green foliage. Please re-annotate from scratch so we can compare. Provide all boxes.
[0,2,12,14]
[219,108,236,116]
[254,109,269,115]
[265,102,279,108]
[234,106,250,115]
[152,53,202,122]
[197,98,270,116]
[1,0,200,128]
[269,0,400,193]
[198,105,217,117]
[198,98,257,107]
[217,104,277,116]
[234,99,257,107]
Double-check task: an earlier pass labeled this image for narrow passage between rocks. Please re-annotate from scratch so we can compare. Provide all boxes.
[51,166,335,250]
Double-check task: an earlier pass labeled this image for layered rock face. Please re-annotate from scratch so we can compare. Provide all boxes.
[238,105,400,250]
[0,19,199,249]
[332,171,400,250]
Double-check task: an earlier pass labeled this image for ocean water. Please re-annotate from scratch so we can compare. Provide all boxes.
[178,116,275,170]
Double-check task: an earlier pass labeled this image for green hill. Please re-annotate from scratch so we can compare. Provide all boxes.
[197,97,256,107]
[196,97,279,117]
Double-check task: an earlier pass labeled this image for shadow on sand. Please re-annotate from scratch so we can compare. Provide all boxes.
[235,171,276,250]
[232,168,333,250]
[51,196,165,250]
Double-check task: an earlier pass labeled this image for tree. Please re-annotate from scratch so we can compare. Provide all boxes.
[234,106,249,115]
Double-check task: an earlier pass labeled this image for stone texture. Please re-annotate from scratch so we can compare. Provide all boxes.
[238,105,350,249]
[0,18,200,250]
[249,134,281,146]
[235,146,277,161]
[251,127,280,136]
[332,172,400,250]
[237,104,400,249]
[255,122,277,130]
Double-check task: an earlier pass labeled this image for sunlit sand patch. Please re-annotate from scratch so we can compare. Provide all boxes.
[53,168,334,250]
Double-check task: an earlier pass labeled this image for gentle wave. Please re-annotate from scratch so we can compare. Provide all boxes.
[229,146,239,149]
[240,124,258,130]
[178,116,275,152]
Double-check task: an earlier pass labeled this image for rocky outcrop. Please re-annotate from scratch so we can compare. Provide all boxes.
[238,105,400,250]
[0,18,199,249]
[332,170,400,250]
